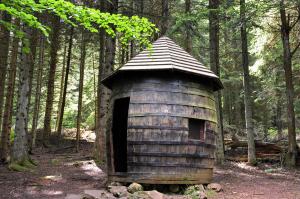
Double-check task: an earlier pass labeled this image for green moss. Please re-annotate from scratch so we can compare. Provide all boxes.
[206,190,217,198]
[184,185,202,199]
[9,157,37,172]
[8,163,30,172]
[22,159,37,169]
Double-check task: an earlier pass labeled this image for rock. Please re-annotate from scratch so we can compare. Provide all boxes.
[84,190,115,199]
[128,182,143,193]
[108,185,129,197]
[169,185,180,193]
[145,191,165,199]
[130,190,164,199]
[207,183,222,192]
[65,194,82,199]
[109,181,123,186]
[197,184,205,192]
[199,191,207,199]
[80,194,95,199]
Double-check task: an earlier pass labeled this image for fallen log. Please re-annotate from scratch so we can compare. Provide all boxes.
[226,140,283,153]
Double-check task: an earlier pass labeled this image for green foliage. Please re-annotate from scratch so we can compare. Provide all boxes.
[0,0,157,47]
[84,112,96,130]
[10,128,15,143]
[184,185,203,199]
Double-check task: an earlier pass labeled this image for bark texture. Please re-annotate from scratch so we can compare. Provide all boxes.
[209,0,225,164]
[185,0,192,53]
[31,36,45,148]
[94,0,106,160]
[0,13,11,132]
[43,16,61,143]
[76,29,86,152]
[279,0,297,167]
[0,19,19,162]
[240,0,256,164]
[161,0,169,35]
[55,33,67,132]
[95,0,117,164]
[11,27,32,163]
[57,26,74,139]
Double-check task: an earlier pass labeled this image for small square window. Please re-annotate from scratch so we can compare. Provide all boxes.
[188,119,205,140]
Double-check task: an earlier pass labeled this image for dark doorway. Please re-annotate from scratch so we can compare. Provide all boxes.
[112,97,130,172]
[188,118,205,141]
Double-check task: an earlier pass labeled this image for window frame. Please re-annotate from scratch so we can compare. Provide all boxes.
[188,118,206,141]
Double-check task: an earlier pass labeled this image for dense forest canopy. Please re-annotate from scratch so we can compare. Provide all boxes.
[0,0,299,168]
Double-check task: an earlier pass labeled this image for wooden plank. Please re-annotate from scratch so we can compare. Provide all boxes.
[127,161,212,169]
[112,76,214,92]
[127,140,216,148]
[127,128,188,142]
[127,125,188,131]
[128,144,215,156]
[127,115,188,129]
[108,170,213,184]
[127,151,210,158]
[127,156,214,168]
[128,105,217,123]
[129,91,215,109]
[112,88,215,101]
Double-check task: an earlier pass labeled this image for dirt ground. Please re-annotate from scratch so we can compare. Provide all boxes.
[212,162,300,199]
[0,142,300,199]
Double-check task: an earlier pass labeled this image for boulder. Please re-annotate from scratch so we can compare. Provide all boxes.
[199,191,207,199]
[84,190,115,199]
[80,194,95,199]
[207,183,222,192]
[109,181,123,186]
[108,185,129,197]
[130,190,164,199]
[128,182,143,193]
[65,194,82,199]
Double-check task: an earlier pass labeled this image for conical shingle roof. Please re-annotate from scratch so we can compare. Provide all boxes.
[102,36,223,90]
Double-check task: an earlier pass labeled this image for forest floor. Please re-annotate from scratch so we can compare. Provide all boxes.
[0,140,300,199]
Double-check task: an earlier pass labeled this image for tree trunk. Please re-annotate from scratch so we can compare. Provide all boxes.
[0,19,19,162]
[11,27,32,164]
[31,36,45,148]
[209,0,224,165]
[95,0,117,164]
[27,29,38,129]
[55,34,68,132]
[76,29,86,152]
[276,98,283,140]
[94,0,106,161]
[161,0,169,35]
[57,26,74,140]
[43,16,61,144]
[279,0,297,167]
[92,52,97,129]
[240,0,256,165]
[185,0,192,53]
[0,12,11,132]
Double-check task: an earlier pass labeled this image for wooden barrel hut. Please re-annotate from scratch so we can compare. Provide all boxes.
[102,36,223,184]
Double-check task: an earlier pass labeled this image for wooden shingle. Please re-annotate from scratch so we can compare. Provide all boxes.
[102,36,223,90]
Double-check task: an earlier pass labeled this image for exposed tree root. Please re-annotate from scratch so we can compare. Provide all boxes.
[8,158,37,172]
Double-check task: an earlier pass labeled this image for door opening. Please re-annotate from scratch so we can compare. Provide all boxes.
[112,97,130,172]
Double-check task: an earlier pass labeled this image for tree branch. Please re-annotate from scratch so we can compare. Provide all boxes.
[291,42,300,57]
